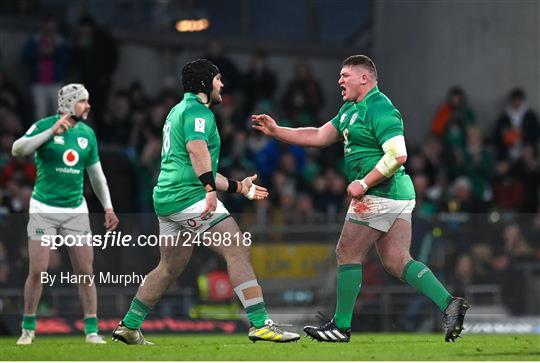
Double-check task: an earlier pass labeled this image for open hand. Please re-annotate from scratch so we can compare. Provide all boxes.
[251,114,278,136]
[240,174,269,200]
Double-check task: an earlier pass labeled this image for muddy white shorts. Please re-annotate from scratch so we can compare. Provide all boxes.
[346,195,415,232]
[158,198,231,236]
[27,198,91,240]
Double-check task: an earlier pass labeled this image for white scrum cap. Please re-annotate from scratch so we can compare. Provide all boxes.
[57,83,89,115]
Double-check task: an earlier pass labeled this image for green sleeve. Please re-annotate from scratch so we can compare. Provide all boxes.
[372,106,404,146]
[330,103,349,130]
[85,129,100,166]
[330,113,341,129]
[183,106,215,143]
[24,116,58,137]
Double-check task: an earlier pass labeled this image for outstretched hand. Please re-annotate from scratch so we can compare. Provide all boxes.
[251,114,278,136]
[240,174,269,200]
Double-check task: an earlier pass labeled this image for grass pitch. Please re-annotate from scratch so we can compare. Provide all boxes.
[1,334,539,360]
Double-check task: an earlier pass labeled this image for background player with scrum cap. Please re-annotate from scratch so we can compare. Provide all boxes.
[11,83,119,345]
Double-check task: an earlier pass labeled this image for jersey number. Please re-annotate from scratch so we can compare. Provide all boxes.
[162,122,171,156]
[343,128,349,146]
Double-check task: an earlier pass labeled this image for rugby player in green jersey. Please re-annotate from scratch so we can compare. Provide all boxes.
[112,59,299,344]
[11,84,119,345]
[253,55,468,343]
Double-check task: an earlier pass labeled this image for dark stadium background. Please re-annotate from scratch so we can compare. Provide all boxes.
[0,0,539,337]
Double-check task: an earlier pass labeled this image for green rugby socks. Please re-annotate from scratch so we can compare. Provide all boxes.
[123,298,152,329]
[84,316,99,335]
[333,264,362,329]
[22,315,36,331]
[402,260,453,311]
[233,280,269,328]
[245,302,270,328]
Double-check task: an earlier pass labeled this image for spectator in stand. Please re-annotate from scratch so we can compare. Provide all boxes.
[421,136,444,184]
[431,86,475,153]
[412,173,438,217]
[324,169,348,217]
[492,158,525,211]
[282,62,324,127]
[527,214,540,251]
[513,144,540,213]
[407,137,443,185]
[265,170,297,228]
[128,81,149,111]
[0,241,9,287]
[100,90,131,145]
[293,193,318,224]
[202,39,240,95]
[0,71,28,123]
[219,130,253,172]
[449,254,475,298]
[311,173,329,214]
[71,15,118,127]
[254,138,306,186]
[493,88,540,160]
[495,223,537,315]
[0,105,24,148]
[443,176,486,213]
[470,243,495,284]
[21,15,68,119]
[462,127,495,202]
[242,50,277,119]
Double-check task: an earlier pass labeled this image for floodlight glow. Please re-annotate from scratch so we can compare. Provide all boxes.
[175,18,209,32]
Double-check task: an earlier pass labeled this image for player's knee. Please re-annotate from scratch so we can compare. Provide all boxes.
[221,245,250,264]
[72,264,93,276]
[27,269,45,282]
[381,261,400,277]
[159,260,184,280]
[336,244,365,264]
[382,254,410,277]
[28,262,48,281]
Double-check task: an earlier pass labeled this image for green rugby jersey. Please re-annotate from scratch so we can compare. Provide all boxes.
[26,115,99,207]
[331,86,415,200]
[153,93,221,216]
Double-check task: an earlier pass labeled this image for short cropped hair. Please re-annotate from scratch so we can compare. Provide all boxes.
[342,55,377,80]
[509,88,525,101]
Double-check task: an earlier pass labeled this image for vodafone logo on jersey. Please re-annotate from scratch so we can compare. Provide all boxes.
[62,149,79,167]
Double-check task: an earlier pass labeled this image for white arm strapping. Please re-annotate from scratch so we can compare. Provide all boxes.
[86,162,113,210]
[375,135,407,178]
[11,128,53,157]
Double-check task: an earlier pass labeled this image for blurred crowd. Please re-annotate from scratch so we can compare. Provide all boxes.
[1,16,540,316]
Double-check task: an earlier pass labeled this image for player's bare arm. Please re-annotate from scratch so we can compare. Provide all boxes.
[186,139,217,219]
[252,114,339,147]
[86,162,119,231]
[216,173,268,200]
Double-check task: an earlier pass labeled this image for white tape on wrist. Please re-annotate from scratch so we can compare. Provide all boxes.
[246,184,256,200]
[358,179,369,191]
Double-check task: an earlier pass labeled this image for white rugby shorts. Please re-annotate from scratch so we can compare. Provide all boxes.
[158,198,231,236]
[27,197,91,240]
[346,195,415,232]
